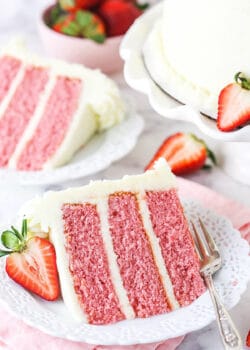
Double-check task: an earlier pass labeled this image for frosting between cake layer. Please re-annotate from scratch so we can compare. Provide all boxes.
[97,198,136,320]
[137,191,179,310]
[8,73,57,168]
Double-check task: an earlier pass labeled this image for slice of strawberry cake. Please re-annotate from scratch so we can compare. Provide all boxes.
[22,159,205,325]
[0,41,125,171]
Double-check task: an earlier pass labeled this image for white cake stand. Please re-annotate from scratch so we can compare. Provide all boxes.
[120,4,250,186]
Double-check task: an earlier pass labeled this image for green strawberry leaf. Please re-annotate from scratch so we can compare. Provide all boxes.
[21,219,28,239]
[59,0,75,9]
[0,250,11,257]
[75,11,92,28]
[48,4,63,26]
[62,21,81,36]
[202,164,212,170]
[135,2,149,10]
[207,148,217,165]
[11,225,23,241]
[1,231,20,250]
[90,34,106,43]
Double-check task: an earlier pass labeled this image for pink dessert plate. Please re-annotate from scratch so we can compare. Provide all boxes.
[38,5,124,74]
[0,200,249,345]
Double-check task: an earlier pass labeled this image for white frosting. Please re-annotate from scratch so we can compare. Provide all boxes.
[21,159,177,322]
[8,74,57,168]
[144,0,250,116]
[97,199,135,319]
[143,22,217,117]
[0,63,26,119]
[137,191,179,310]
[0,41,125,169]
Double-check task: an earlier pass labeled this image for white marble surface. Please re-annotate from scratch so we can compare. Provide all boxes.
[0,1,249,349]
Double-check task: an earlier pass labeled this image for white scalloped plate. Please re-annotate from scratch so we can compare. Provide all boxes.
[0,200,249,345]
[120,4,250,142]
[0,98,144,186]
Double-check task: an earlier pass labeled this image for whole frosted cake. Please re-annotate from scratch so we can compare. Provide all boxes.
[143,0,250,117]
[22,159,205,325]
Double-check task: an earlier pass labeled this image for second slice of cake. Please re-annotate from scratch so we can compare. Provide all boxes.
[22,159,205,325]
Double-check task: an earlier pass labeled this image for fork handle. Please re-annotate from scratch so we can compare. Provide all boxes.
[204,274,242,350]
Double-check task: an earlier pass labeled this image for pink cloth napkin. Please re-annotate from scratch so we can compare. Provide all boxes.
[1,178,250,350]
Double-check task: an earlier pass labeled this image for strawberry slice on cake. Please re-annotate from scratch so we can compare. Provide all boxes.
[217,72,250,131]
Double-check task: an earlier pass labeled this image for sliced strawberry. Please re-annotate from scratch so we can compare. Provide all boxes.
[52,10,106,43]
[217,72,250,132]
[246,330,250,347]
[97,0,142,37]
[52,13,78,35]
[0,220,60,301]
[145,132,216,175]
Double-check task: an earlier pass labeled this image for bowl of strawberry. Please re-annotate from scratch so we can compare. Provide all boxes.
[38,0,147,74]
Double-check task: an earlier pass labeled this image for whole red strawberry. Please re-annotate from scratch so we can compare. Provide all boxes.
[145,132,216,175]
[98,0,142,37]
[0,219,60,301]
[59,0,101,12]
[217,72,250,132]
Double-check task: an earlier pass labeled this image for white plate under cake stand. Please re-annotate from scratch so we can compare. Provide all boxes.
[120,3,250,186]
[0,201,249,345]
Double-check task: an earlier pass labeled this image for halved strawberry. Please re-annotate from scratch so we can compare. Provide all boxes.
[246,330,250,347]
[97,0,142,37]
[145,132,216,175]
[217,72,250,132]
[0,219,60,301]
[52,10,106,43]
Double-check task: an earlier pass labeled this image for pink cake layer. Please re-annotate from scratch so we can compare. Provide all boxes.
[62,203,125,325]
[17,77,82,170]
[0,65,49,167]
[0,56,21,103]
[108,192,171,318]
[146,189,206,306]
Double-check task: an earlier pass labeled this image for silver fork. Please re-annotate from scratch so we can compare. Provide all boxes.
[191,218,242,350]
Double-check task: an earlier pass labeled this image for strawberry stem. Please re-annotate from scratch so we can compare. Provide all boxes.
[234,72,250,90]
[189,133,217,166]
[0,249,11,257]
[0,219,28,255]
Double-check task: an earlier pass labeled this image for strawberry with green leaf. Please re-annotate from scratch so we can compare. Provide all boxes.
[52,10,106,43]
[217,72,250,132]
[145,132,216,175]
[0,219,60,301]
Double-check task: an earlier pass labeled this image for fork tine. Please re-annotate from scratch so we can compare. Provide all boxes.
[191,221,208,259]
[199,218,219,254]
